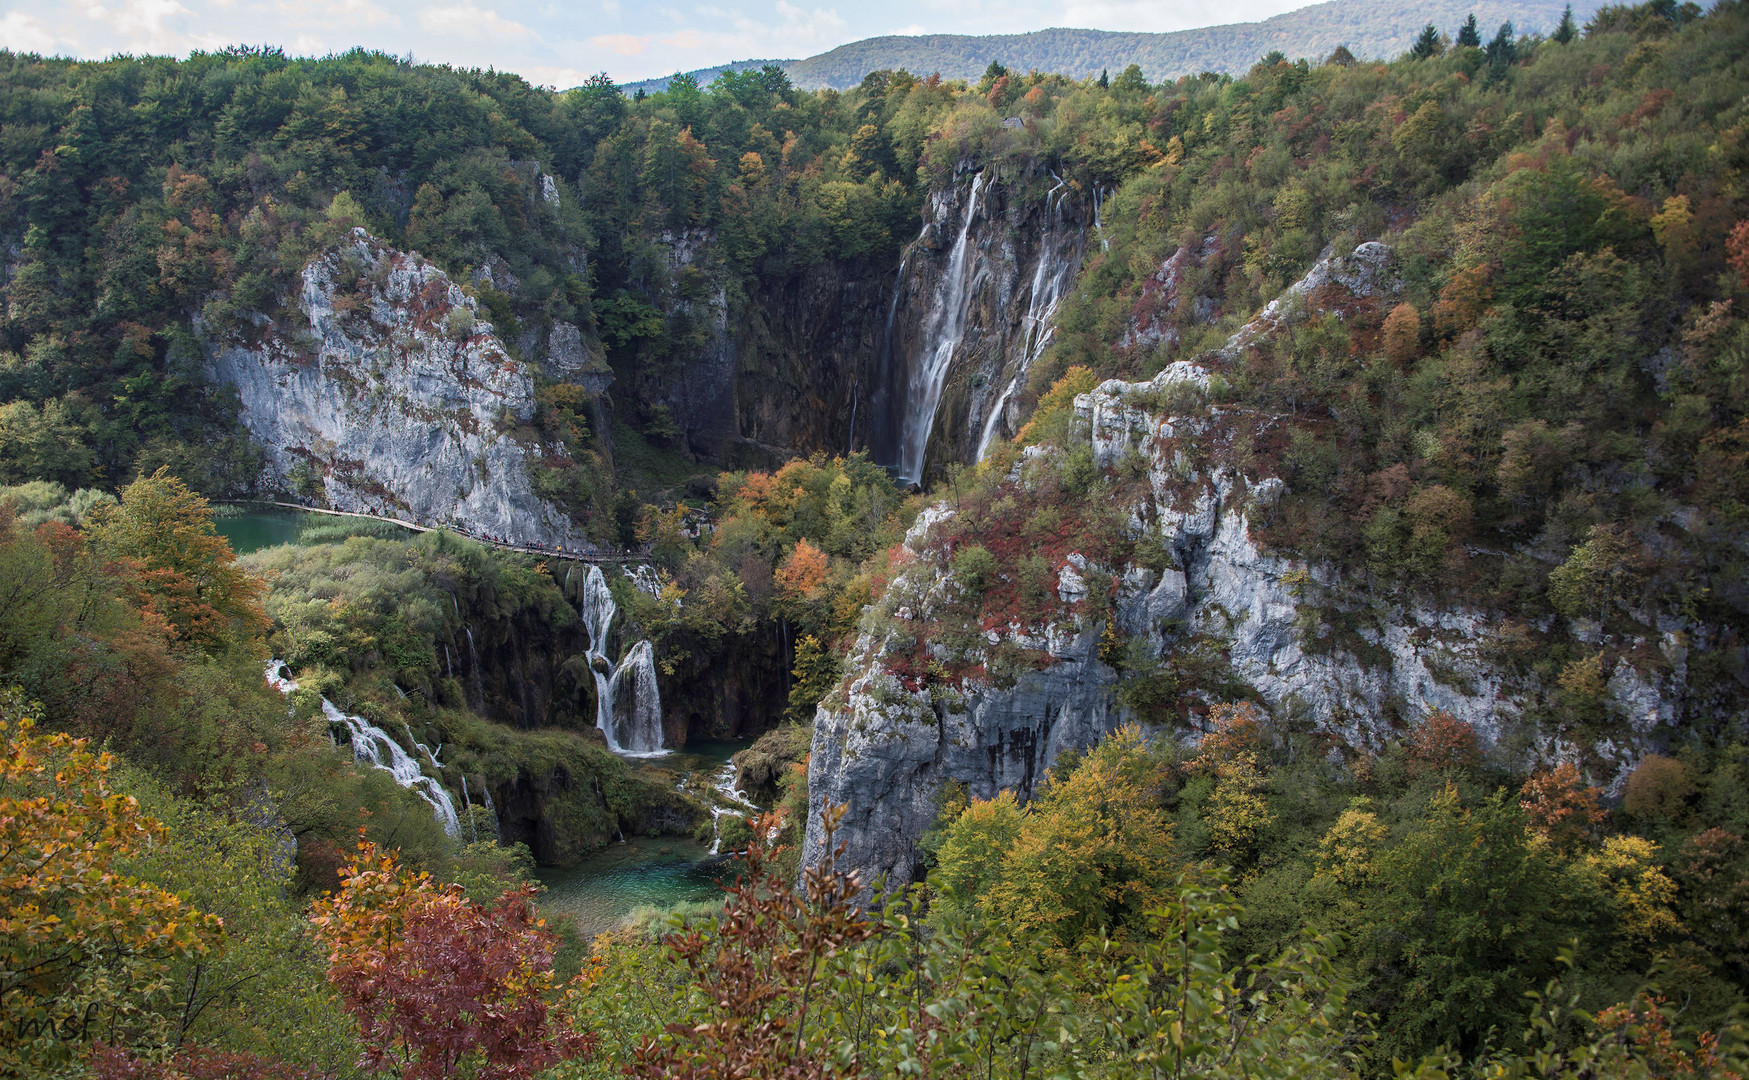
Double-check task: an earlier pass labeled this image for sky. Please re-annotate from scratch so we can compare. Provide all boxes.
[0,0,1319,88]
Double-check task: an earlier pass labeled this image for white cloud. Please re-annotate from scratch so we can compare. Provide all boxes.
[660,27,707,49]
[419,3,530,37]
[0,11,63,53]
[591,31,648,54]
[521,62,597,87]
[76,0,206,53]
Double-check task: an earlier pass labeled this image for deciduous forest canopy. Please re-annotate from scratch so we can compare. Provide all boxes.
[2,0,1748,1076]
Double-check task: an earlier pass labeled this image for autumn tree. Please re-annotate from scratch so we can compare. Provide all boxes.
[1404,709,1482,775]
[85,468,268,653]
[775,538,829,600]
[1381,301,1421,367]
[0,696,223,1073]
[985,726,1176,949]
[1520,761,1607,851]
[309,838,592,1080]
[628,805,874,1080]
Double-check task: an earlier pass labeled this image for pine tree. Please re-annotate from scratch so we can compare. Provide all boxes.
[1456,13,1482,46]
[1554,3,1578,42]
[1485,20,1518,72]
[1410,22,1443,58]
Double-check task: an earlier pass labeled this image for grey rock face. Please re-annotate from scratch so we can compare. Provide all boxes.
[805,512,1125,889]
[805,242,1689,888]
[206,229,585,546]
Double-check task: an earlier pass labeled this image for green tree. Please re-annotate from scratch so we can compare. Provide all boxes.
[1360,785,1604,1061]
[1456,13,1482,46]
[1410,23,1444,58]
[1554,3,1578,42]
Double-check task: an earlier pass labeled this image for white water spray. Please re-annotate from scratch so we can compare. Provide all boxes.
[707,760,760,856]
[581,566,669,756]
[897,172,986,484]
[977,175,1081,460]
[265,661,459,835]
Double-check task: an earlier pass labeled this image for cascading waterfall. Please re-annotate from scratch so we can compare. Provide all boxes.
[897,172,986,485]
[708,760,760,856]
[977,174,1080,460]
[581,565,669,757]
[265,661,460,836]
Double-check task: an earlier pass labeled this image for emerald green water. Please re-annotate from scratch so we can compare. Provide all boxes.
[537,838,736,939]
[536,737,755,938]
[216,510,306,554]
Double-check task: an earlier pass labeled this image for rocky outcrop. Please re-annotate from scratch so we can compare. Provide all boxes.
[206,229,585,546]
[804,242,1690,887]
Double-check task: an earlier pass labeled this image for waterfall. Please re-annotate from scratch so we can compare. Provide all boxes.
[582,565,669,757]
[481,781,500,841]
[708,758,761,856]
[897,172,986,485]
[608,641,663,753]
[264,661,460,836]
[443,641,453,680]
[977,175,1081,460]
[464,626,483,711]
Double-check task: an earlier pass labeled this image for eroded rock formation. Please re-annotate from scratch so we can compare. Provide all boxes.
[206,228,585,546]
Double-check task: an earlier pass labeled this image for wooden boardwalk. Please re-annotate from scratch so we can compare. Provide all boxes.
[223,501,642,563]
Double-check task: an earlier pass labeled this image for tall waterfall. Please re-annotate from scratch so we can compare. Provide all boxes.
[977,173,1078,460]
[581,565,669,756]
[897,172,986,485]
[265,661,460,836]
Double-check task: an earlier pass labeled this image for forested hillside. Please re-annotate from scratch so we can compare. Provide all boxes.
[2,0,1748,1076]
[624,0,1593,93]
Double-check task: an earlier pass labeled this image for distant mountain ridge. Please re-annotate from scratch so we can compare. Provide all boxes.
[619,0,1598,94]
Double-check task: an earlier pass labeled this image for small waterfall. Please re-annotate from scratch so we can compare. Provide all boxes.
[609,642,663,753]
[708,759,761,856]
[897,171,987,485]
[443,641,453,680]
[1093,185,1110,252]
[977,175,1081,460]
[264,661,460,836]
[464,626,483,711]
[481,781,501,842]
[582,565,669,757]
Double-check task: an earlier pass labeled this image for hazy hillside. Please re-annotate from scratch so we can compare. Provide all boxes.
[621,0,1598,93]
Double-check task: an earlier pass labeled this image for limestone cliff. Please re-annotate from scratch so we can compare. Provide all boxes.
[206,229,586,546]
[804,241,1691,888]
[638,166,1088,478]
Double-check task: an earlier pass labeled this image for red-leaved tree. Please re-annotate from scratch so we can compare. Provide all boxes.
[628,805,874,1080]
[309,838,593,1080]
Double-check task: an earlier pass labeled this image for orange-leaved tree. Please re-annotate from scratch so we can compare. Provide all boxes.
[308,838,592,1080]
[84,467,268,654]
[0,696,223,1073]
[775,538,829,600]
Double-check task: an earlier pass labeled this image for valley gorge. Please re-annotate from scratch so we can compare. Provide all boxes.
[4,19,1749,1070]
